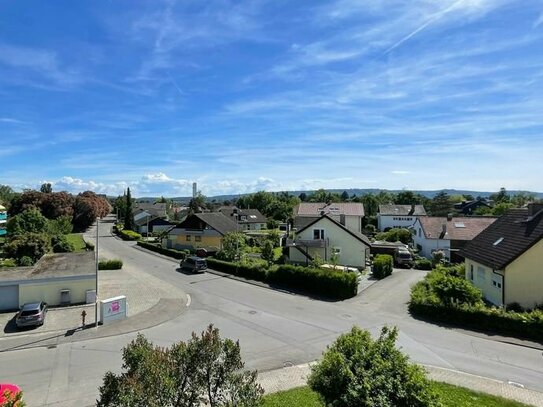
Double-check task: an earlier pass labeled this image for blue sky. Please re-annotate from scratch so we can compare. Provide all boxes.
[1,0,543,197]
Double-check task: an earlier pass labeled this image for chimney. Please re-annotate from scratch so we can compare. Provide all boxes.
[447,213,453,221]
[340,214,346,226]
[439,223,447,239]
[408,204,415,216]
[528,203,543,216]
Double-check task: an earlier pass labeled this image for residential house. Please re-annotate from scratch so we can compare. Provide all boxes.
[288,214,371,269]
[0,204,6,236]
[133,202,168,219]
[454,199,492,216]
[163,213,238,252]
[0,252,96,311]
[413,215,496,262]
[218,206,267,231]
[293,202,365,234]
[460,203,543,309]
[134,211,175,235]
[377,204,427,231]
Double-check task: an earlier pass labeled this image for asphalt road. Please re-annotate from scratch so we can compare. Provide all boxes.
[2,218,543,406]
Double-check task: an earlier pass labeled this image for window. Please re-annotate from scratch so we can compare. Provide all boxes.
[313,229,324,240]
[470,265,474,280]
[186,235,191,241]
[477,266,485,281]
[195,236,201,242]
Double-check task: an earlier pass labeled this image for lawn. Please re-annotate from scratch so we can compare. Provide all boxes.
[262,384,532,407]
[66,233,87,252]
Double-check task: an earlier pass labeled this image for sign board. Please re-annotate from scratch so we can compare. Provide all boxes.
[100,295,127,325]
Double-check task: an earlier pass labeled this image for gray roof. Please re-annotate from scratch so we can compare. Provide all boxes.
[218,207,267,224]
[378,205,427,216]
[460,204,543,269]
[0,252,95,282]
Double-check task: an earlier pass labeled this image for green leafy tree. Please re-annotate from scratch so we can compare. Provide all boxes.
[330,248,340,268]
[0,184,16,209]
[40,183,53,193]
[428,191,453,216]
[123,188,135,231]
[4,233,51,264]
[395,190,422,205]
[375,228,412,244]
[97,325,263,407]
[359,193,379,217]
[48,215,73,235]
[298,192,308,202]
[490,187,510,204]
[6,208,49,236]
[340,190,350,202]
[51,235,75,253]
[218,232,247,262]
[308,326,440,407]
[261,239,275,266]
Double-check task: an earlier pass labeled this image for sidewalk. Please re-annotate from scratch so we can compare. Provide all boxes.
[258,363,543,407]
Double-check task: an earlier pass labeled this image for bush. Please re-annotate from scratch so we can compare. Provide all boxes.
[137,241,190,259]
[118,229,142,241]
[372,254,393,279]
[51,234,75,253]
[409,264,543,341]
[99,259,123,270]
[18,256,34,266]
[4,232,50,264]
[206,258,268,282]
[414,258,433,270]
[0,258,17,267]
[308,326,440,407]
[375,228,412,244]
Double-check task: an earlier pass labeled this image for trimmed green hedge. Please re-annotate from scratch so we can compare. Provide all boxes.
[99,259,123,270]
[118,229,142,241]
[206,259,358,300]
[372,254,393,279]
[137,241,190,260]
[410,302,543,342]
[414,258,432,270]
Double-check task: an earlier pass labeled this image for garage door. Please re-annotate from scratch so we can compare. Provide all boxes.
[0,285,19,311]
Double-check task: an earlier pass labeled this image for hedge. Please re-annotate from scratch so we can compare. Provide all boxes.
[118,229,142,241]
[206,259,358,300]
[372,254,393,279]
[409,302,543,342]
[99,259,123,270]
[414,258,432,270]
[137,241,190,260]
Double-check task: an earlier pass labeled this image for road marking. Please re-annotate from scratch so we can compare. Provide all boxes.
[186,294,191,307]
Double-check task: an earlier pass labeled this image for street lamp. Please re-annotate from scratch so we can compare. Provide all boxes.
[94,216,99,327]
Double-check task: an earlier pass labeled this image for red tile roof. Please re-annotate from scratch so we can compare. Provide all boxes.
[418,216,497,241]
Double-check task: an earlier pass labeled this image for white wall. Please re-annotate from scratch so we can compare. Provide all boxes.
[412,219,450,259]
[378,215,417,231]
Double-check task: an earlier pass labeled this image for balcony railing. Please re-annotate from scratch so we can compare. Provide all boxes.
[286,238,329,248]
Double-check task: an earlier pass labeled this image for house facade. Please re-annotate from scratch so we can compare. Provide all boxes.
[288,215,371,269]
[293,202,365,234]
[164,213,237,252]
[460,204,543,309]
[377,204,427,231]
[413,215,496,262]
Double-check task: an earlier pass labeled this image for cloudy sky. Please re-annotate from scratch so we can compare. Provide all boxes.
[1,0,543,197]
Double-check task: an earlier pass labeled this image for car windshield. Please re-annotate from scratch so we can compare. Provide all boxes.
[20,310,39,316]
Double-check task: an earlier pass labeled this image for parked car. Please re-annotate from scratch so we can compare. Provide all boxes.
[394,248,414,268]
[15,302,47,328]
[179,256,207,273]
[0,383,22,405]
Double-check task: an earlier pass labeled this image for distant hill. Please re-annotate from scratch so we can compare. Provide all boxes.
[136,188,543,202]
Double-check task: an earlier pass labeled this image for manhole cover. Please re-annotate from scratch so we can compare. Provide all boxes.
[248,310,257,315]
[283,361,294,367]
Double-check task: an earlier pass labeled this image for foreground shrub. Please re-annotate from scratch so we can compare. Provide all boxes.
[51,235,75,253]
[99,259,123,270]
[4,232,50,264]
[18,256,34,266]
[97,325,263,407]
[372,254,393,279]
[308,326,440,407]
[414,257,433,270]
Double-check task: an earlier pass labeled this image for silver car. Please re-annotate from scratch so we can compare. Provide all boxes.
[16,302,48,328]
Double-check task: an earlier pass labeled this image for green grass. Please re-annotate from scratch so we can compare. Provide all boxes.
[261,384,532,407]
[66,233,87,252]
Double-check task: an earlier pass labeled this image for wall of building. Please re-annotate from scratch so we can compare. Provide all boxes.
[19,276,96,306]
[465,258,503,306]
[377,215,417,231]
[291,218,368,268]
[504,239,543,309]
[168,231,223,250]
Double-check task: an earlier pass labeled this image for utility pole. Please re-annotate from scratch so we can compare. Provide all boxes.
[95,217,99,327]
